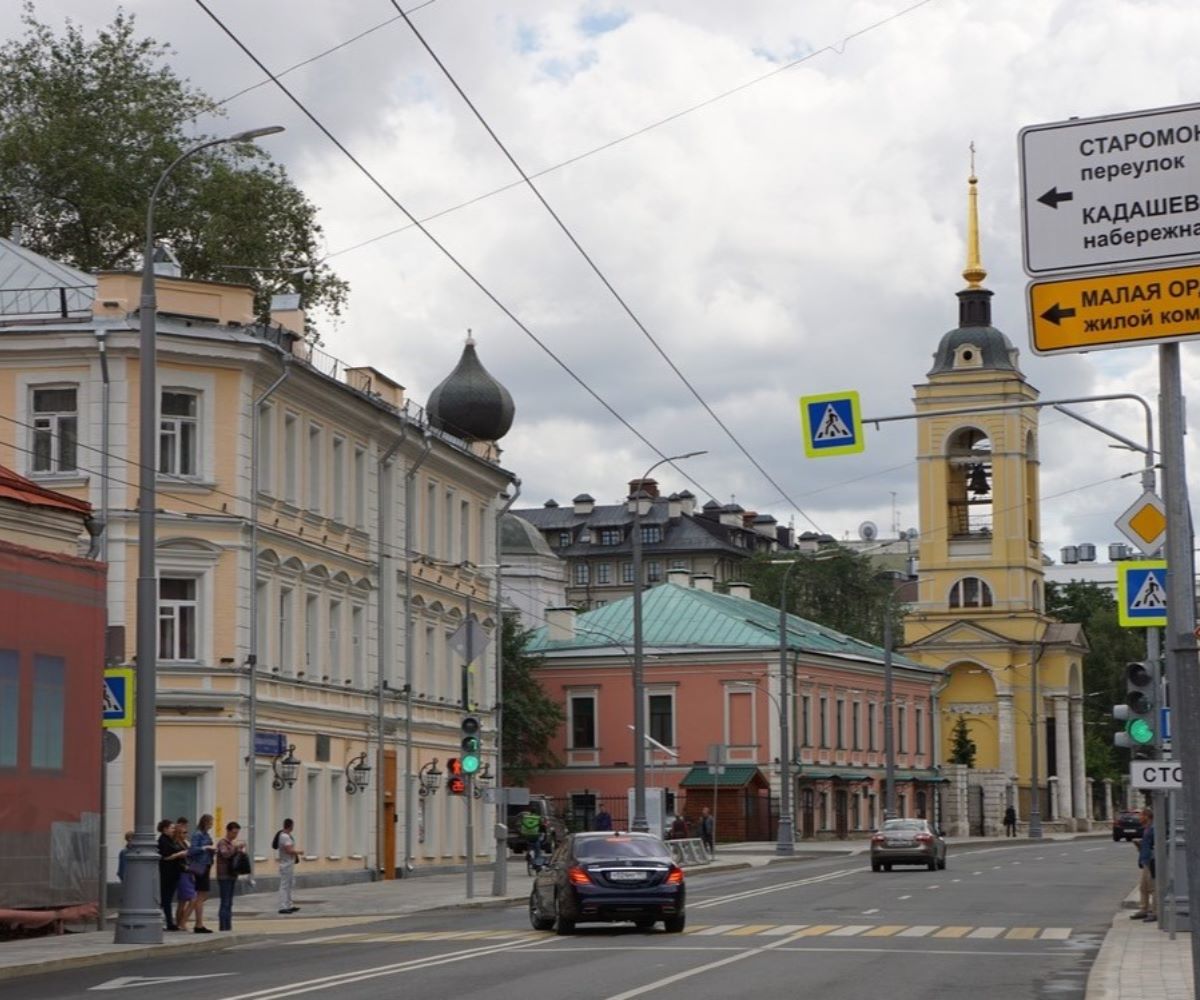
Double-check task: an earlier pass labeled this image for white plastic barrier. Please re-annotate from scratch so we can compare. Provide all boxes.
[667,838,712,866]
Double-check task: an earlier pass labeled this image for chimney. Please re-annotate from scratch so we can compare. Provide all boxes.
[270,292,306,338]
[693,574,714,592]
[727,582,752,600]
[666,568,690,587]
[718,505,743,527]
[152,245,182,277]
[545,607,576,642]
[667,494,682,519]
[628,477,660,499]
[573,493,595,516]
[677,490,696,515]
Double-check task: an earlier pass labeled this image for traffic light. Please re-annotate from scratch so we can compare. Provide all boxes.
[460,715,482,775]
[1114,661,1156,750]
[446,757,466,795]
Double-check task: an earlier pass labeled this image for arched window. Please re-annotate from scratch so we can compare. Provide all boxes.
[946,427,992,537]
[1025,430,1040,544]
[1031,580,1042,612]
[949,576,993,609]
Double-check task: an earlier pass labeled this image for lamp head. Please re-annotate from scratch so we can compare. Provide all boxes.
[229,125,286,142]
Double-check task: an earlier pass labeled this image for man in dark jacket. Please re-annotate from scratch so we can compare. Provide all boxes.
[1131,807,1156,921]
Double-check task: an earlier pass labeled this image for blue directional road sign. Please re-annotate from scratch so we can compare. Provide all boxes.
[1116,560,1168,627]
[103,668,134,729]
[800,391,864,458]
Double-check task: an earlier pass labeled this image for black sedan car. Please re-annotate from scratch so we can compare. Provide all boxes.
[1113,810,1144,841]
[529,832,686,934]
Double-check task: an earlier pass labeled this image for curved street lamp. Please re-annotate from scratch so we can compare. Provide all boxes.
[630,450,706,833]
[345,751,372,795]
[117,124,285,945]
[272,744,302,790]
[418,759,443,797]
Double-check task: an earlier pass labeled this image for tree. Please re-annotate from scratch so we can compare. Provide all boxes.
[0,6,348,328]
[949,714,977,767]
[1047,580,1146,781]
[501,614,564,784]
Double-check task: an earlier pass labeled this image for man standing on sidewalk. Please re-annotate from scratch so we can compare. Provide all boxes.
[276,818,301,915]
[1131,807,1156,922]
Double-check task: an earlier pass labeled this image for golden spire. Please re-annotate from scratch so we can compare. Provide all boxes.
[963,141,987,289]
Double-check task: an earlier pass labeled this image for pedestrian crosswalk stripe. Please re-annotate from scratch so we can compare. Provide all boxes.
[760,925,808,936]
[795,924,841,937]
[933,926,972,938]
[968,927,1005,939]
[829,925,872,936]
[727,924,775,936]
[897,925,938,937]
[863,925,906,937]
[1005,927,1039,940]
[1041,928,1071,940]
[694,924,742,935]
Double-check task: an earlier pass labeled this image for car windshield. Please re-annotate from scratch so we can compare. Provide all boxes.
[574,836,669,861]
[881,820,926,832]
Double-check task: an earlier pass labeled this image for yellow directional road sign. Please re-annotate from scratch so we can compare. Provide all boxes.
[1027,264,1200,355]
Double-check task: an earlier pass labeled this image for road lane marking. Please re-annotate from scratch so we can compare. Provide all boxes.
[727,925,774,936]
[690,867,860,909]
[1041,928,1072,940]
[927,885,940,890]
[972,872,982,876]
[967,927,1004,939]
[828,925,871,937]
[760,924,808,936]
[898,894,912,900]
[898,926,937,937]
[1085,847,1105,853]
[794,925,840,937]
[695,924,743,935]
[933,926,972,938]
[951,878,961,883]
[862,908,879,915]
[1006,927,1039,940]
[864,925,905,937]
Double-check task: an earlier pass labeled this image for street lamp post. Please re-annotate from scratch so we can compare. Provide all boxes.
[775,560,804,855]
[630,451,705,833]
[882,611,896,820]
[114,126,284,944]
[1027,645,1044,839]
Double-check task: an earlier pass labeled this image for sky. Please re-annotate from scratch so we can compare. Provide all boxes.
[5,0,1200,561]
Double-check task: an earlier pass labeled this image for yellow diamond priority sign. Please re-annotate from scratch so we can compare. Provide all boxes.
[1115,491,1167,556]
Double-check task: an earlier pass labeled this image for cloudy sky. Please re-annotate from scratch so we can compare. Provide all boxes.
[7,0,1200,561]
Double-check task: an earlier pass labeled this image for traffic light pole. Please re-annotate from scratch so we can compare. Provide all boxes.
[465,774,475,900]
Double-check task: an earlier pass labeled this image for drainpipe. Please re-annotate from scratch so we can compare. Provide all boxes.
[93,329,111,930]
[490,477,519,897]
[402,427,433,874]
[94,330,111,563]
[375,429,405,878]
[247,355,290,870]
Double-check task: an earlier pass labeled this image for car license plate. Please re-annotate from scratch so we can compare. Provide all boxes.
[608,870,646,881]
[886,839,911,847]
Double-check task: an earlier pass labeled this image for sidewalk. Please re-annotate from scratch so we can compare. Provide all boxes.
[1086,890,1193,1000]
[0,831,1126,984]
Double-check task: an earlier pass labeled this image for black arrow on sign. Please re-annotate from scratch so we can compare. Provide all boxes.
[1040,303,1076,326]
[1038,187,1074,209]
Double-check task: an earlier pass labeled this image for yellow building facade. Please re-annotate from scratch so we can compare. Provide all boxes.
[901,175,1090,828]
[0,239,515,886]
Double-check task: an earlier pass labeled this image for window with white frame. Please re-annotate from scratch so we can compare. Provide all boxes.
[158,577,198,660]
[569,693,596,749]
[331,436,346,522]
[423,624,437,699]
[283,414,299,504]
[426,482,438,554]
[31,386,78,474]
[256,404,273,494]
[819,696,828,748]
[557,530,572,548]
[353,446,367,529]
[574,563,590,586]
[646,560,662,583]
[800,694,811,746]
[868,702,877,751]
[159,391,199,477]
[621,562,634,584]
[852,701,861,750]
[648,692,674,747]
[460,499,471,565]
[304,593,319,677]
[897,705,907,753]
[351,604,366,687]
[327,600,342,683]
[305,770,321,857]
[328,771,344,857]
[255,580,269,666]
[444,489,456,562]
[307,424,323,512]
[595,563,611,585]
[278,587,294,672]
[836,698,845,749]
[949,576,993,609]
[915,705,924,755]
[598,528,622,546]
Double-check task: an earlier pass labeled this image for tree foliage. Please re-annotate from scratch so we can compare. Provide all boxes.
[735,548,905,646]
[501,614,564,784]
[0,6,348,327]
[1046,580,1145,781]
[949,714,977,767]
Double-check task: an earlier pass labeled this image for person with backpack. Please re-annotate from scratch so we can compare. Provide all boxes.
[273,818,301,914]
[215,821,250,931]
[519,811,547,869]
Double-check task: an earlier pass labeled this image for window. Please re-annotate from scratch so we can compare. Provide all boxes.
[304,594,319,676]
[867,703,877,751]
[426,482,438,553]
[306,771,321,858]
[598,528,622,546]
[328,600,342,683]
[159,391,198,476]
[897,705,908,753]
[574,563,590,586]
[278,587,295,672]
[423,625,437,700]
[444,489,456,562]
[256,404,273,493]
[835,698,845,749]
[640,525,662,544]
[255,580,269,666]
[461,499,471,564]
[557,530,572,548]
[819,696,828,748]
[852,702,861,751]
[159,578,197,660]
[284,414,299,503]
[328,772,344,857]
[307,425,323,512]
[32,386,78,473]
[648,694,674,747]
[31,654,64,769]
[800,695,811,747]
[646,560,662,583]
[353,447,367,529]
[915,705,924,755]
[949,576,994,608]
[595,563,611,585]
[0,650,18,767]
[570,694,596,749]
[351,604,366,687]
[621,562,634,584]
[331,437,346,522]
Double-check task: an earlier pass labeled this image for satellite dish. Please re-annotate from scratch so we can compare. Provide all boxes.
[905,527,919,540]
[858,520,878,542]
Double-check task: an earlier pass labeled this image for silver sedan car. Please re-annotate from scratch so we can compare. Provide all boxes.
[870,818,947,872]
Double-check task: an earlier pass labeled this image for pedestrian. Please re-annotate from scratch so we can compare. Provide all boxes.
[1003,805,1017,837]
[1131,807,1156,921]
[668,815,688,840]
[116,830,134,882]
[172,817,197,931]
[698,806,714,854]
[215,821,248,931]
[594,804,613,832]
[188,813,216,933]
[156,819,186,931]
[275,817,301,914]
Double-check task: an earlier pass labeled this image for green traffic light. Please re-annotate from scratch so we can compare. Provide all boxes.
[1127,718,1155,745]
[461,753,481,774]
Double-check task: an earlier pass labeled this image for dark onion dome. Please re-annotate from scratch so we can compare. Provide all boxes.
[573,493,594,503]
[425,336,514,441]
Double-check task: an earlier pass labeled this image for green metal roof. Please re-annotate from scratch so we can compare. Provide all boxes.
[678,764,764,788]
[527,583,929,671]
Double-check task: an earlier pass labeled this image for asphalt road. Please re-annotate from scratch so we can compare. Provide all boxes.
[16,838,1130,1000]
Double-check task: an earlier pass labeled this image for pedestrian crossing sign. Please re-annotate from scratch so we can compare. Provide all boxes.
[800,391,864,458]
[1117,560,1167,627]
[103,668,134,728]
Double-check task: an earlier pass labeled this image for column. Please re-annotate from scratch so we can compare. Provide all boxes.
[996,694,1016,777]
[1103,778,1114,821]
[1053,696,1073,823]
[1070,696,1087,823]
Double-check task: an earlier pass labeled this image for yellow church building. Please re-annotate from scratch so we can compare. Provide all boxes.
[901,170,1091,832]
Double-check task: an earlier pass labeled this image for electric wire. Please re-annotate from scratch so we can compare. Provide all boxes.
[191,0,718,504]
[392,1,823,534]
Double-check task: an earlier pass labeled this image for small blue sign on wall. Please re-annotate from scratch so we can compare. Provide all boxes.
[254,731,286,756]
